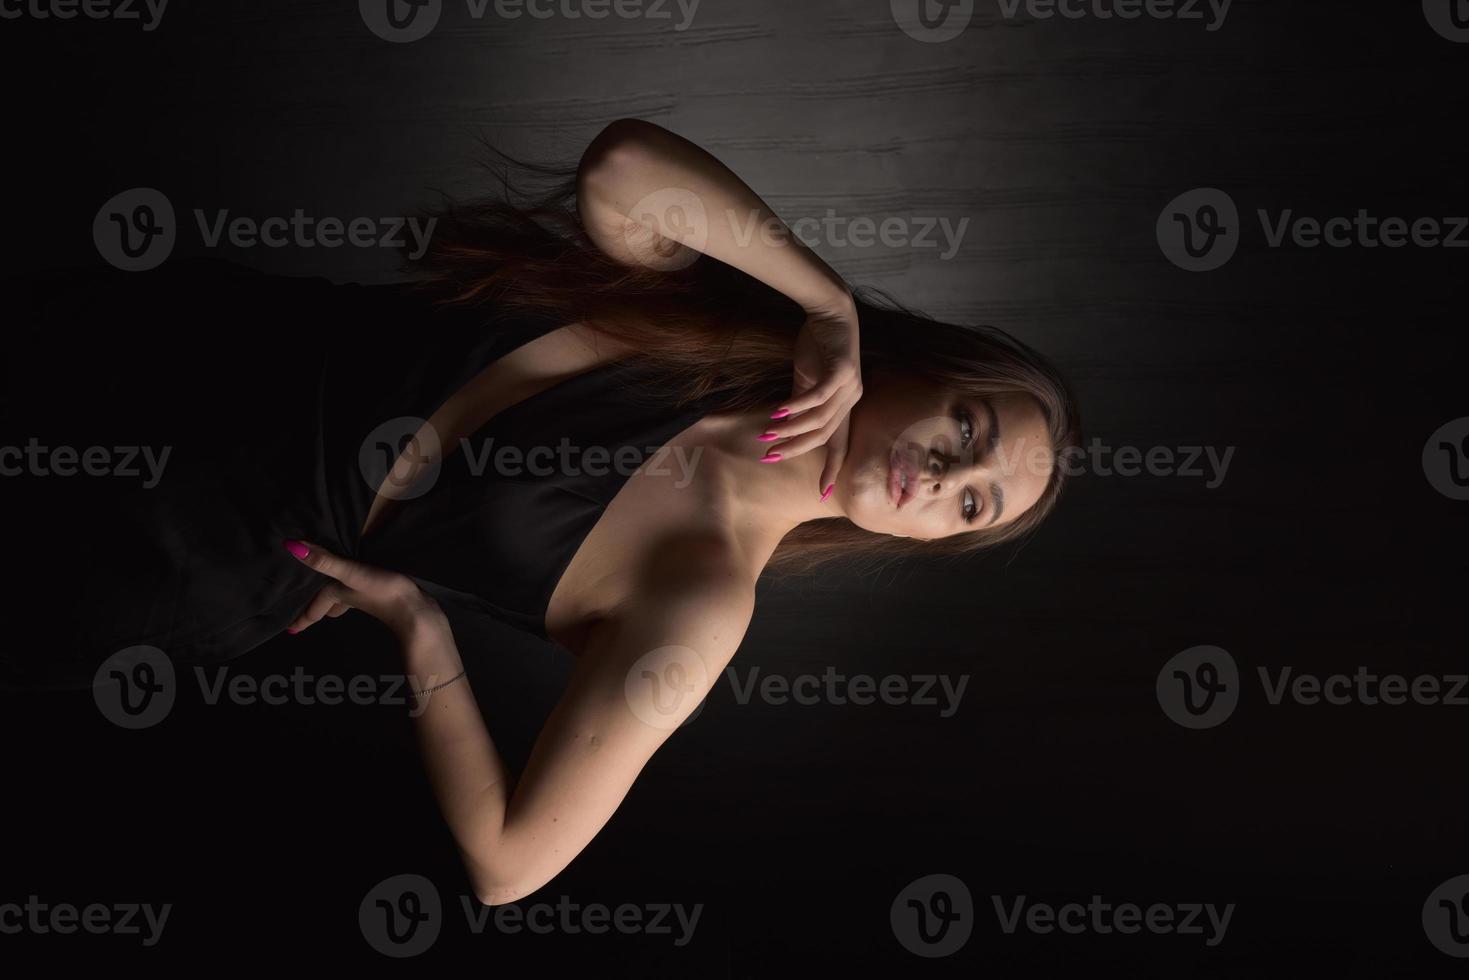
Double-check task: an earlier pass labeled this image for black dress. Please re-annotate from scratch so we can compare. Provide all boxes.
[1,257,724,691]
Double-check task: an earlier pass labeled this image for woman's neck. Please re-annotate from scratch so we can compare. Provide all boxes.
[697,406,846,556]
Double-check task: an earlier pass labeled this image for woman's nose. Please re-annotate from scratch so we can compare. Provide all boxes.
[924,448,960,490]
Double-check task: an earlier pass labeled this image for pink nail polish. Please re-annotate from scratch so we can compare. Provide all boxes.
[820,483,834,502]
[757,432,779,442]
[284,539,309,560]
[760,452,782,463]
[286,627,299,634]
[770,408,790,420]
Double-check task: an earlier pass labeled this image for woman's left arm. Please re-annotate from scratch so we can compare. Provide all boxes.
[283,538,753,905]
[577,118,862,497]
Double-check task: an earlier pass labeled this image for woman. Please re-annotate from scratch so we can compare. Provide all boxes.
[4,119,1080,905]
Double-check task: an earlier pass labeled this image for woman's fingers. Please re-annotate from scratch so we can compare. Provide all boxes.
[818,414,851,498]
[762,392,847,442]
[768,385,859,455]
[284,539,370,591]
[281,538,425,637]
[777,365,854,417]
[285,584,344,634]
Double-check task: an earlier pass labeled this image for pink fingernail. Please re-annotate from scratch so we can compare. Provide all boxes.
[760,452,782,463]
[770,408,790,419]
[820,483,834,502]
[757,432,780,442]
[284,539,309,560]
[286,627,299,634]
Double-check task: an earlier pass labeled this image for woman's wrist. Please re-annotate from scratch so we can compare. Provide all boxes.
[397,606,460,674]
[803,284,857,324]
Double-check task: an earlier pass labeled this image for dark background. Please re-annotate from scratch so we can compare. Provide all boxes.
[2,0,1467,973]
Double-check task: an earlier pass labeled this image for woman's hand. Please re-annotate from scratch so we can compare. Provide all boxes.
[763,296,863,499]
[577,120,864,500]
[282,539,448,644]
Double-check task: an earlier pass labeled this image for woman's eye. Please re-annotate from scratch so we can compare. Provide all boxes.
[957,411,974,449]
[962,488,978,522]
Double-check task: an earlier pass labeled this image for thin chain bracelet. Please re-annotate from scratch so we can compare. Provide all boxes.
[409,669,467,701]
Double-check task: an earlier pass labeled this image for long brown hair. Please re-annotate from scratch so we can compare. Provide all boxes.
[399,140,1082,575]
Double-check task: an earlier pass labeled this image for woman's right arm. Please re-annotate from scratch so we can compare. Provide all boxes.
[576,118,864,496]
[576,117,852,318]
[285,539,754,906]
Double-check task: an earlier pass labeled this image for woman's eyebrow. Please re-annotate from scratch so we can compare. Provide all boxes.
[972,398,1004,526]
[986,480,1005,527]
[979,397,1001,458]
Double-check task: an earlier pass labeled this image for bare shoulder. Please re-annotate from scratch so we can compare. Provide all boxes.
[590,533,758,673]
[637,533,757,636]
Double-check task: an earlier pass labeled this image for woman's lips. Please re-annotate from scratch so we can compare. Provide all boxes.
[889,446,915,509]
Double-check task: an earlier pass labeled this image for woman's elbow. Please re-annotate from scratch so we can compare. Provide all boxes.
[469,861,535,906]
[468,855,551,907]
[473,881,529,907]
[579,118,658,184]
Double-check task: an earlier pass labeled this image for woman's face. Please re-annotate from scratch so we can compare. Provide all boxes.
[837,370,1056,540]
